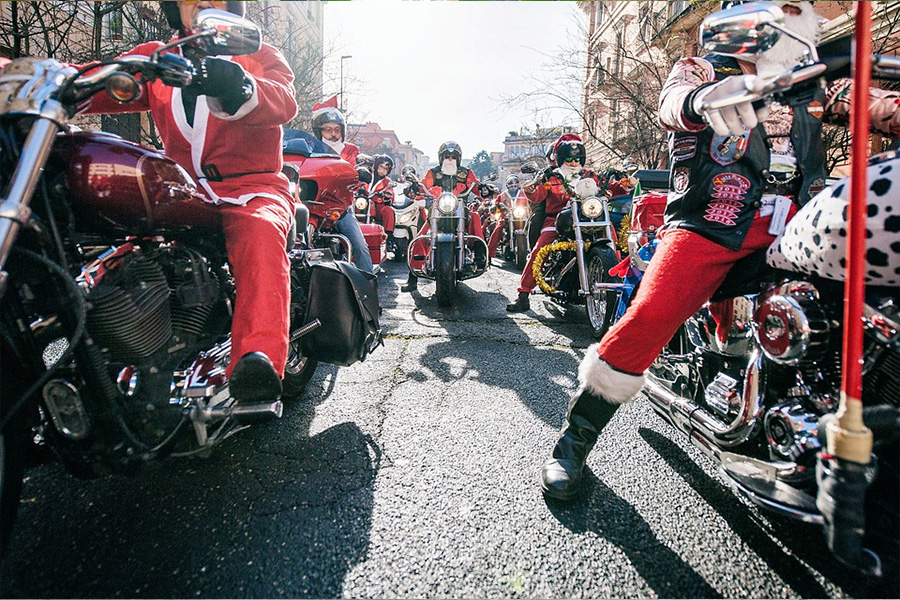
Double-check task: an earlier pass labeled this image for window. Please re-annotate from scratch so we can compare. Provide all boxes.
[668,1,690,21]
[105,3,124,40]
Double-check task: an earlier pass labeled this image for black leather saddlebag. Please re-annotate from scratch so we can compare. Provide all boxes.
[301,260,382,366]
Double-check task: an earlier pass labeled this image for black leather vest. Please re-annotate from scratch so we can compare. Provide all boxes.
[664,54,827,250]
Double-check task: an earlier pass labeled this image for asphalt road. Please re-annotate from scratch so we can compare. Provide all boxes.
[1,258,897,599]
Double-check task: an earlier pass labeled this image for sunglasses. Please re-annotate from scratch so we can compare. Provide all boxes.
[563,157,581,164]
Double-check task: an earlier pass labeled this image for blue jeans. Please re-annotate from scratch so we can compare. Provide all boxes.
[334,211,374,274]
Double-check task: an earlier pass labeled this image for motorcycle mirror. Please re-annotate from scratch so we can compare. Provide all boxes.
[700,1,783,57]
[520,162,538,175]
[194,9,261,56]
[487,172,498,181]
[624,162,639,175]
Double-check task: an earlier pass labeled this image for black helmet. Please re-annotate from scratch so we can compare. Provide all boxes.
[312,108,346,141]
[555,140,586,167]
[438,141,462,164]
[373,154,394,174]
[160,1,246,33]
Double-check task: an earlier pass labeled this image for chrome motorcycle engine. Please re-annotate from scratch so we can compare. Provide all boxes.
[752,281,830,365]
[82,247,172,362]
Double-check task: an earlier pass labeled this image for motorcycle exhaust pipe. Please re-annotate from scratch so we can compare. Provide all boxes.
[643,348,765,448]
[201,400,283,422]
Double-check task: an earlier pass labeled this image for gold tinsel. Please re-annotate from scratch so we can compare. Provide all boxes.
[533,240,590,295]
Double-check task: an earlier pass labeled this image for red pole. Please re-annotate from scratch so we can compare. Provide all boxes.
[829,1,872,464]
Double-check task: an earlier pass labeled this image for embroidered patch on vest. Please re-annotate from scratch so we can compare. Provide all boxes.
[672,136,698,163]
[710,130,750,166]
[456,169,468,183]
[807,100,824,119]
[705,172,750,226]
[673,166,690,193]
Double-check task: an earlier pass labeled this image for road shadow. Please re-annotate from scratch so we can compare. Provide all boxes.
[0,365,379,599]
[546,471,723,599]
[638,427,899,599]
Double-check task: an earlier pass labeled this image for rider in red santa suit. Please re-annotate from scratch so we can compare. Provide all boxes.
[401,141,488,292]
[85,0,298,403]
[365,154,397,246]
[506,135,604,312]
[538,0,900,501]
[488,174,524,259]
[312,100,360,165]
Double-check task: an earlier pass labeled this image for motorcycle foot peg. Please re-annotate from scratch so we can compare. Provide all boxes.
[232,400,283,422]
[205,400,284,422]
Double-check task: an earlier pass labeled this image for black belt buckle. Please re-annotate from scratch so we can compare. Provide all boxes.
[202,164,223,182]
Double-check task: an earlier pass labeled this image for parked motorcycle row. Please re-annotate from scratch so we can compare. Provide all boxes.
[0,2,898,583]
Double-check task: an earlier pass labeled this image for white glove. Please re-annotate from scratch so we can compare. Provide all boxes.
[692,75,769,137]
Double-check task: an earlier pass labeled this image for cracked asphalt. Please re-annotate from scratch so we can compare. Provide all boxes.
[1,259,897,599]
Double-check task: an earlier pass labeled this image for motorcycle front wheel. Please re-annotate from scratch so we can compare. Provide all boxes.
[434,242,457,307]
[393,237,409,262]
[585,245,620,339]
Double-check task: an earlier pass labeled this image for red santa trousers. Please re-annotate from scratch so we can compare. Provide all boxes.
[221,195,294,378]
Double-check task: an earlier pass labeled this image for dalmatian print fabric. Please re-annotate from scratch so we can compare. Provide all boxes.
[767,153,900,287]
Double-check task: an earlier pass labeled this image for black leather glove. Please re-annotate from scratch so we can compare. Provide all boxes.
[189,57,252,112]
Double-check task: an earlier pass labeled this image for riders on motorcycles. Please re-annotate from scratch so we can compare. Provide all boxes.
[87,0,298,403]
[506,136,604,312]
[364,154,398,250]
[401,141,488,292]
[488,174,524,259]
[539,0,900,501]
[309,101,374,273]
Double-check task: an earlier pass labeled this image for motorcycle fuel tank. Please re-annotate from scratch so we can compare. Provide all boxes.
[51,131,220,233]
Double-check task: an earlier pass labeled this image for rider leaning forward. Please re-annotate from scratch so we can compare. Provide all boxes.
[506,134,603,313]
[540,0,900,501]
[86,0,298,404]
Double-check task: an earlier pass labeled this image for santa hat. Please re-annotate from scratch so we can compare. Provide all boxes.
[553,133,583,156]
[312,95,340,119]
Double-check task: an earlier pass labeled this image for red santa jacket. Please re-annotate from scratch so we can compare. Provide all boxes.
[340,142,360,165]
[85,41,297,207]
[525,168,602,216]
[365,175,394,204]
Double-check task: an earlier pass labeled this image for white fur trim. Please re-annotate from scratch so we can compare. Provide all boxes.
[577,343,644,404]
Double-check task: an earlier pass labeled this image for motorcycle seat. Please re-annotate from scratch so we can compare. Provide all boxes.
[710,250,772,302]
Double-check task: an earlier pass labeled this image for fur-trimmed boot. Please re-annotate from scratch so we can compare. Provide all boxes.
[540,345,644,500]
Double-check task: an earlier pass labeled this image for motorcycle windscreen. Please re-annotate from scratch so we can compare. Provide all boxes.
[766,156,900,287]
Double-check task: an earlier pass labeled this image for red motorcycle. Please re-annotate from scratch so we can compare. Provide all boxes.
[0,10,381,556]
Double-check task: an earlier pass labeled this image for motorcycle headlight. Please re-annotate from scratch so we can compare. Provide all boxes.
[581,196,604,220]
[437,193,458,215]
[512,206,527,220]
[355,197,368,211]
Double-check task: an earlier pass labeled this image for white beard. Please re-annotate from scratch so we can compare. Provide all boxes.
[557,165,581,182]
[323,138,345,154]
[756,2,822,78]
[441,159,458,176]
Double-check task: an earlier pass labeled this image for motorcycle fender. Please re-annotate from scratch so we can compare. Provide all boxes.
[434,233,455,243]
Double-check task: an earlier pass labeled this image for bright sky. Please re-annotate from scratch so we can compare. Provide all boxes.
[323,0,585,162]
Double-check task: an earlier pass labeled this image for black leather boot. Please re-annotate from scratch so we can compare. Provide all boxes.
[506,291,530,312]
[401,272,418,292]
[229,352,283,404]
[540,388,620,500]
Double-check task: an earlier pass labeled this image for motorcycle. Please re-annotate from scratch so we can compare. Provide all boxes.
[391,165,427,263]
[351,180,388,269]
[601,2,900,574]
[0,10,380,556]
[530,177,622,339]
[282,131,357,265]
[405,172,489,307]
[492,190,530,270]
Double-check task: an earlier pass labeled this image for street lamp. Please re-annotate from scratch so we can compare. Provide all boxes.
[339,55,352,112]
